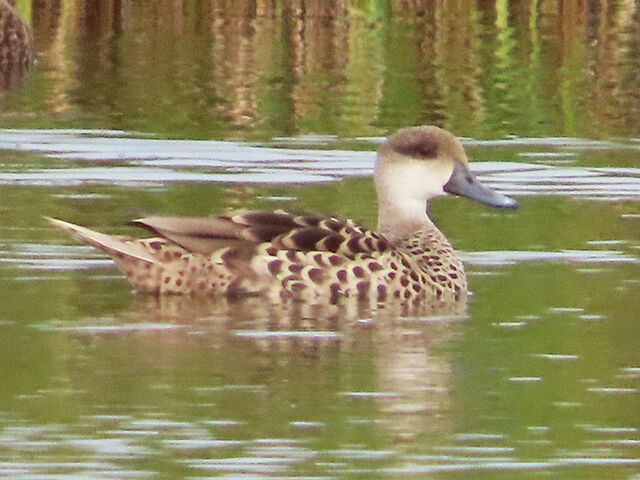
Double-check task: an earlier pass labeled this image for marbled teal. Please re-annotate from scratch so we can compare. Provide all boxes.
[47,126,517,305]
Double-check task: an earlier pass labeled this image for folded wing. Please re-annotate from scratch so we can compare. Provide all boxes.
[132,210,389,259]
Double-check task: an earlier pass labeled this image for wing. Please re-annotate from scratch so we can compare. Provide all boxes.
[132,210,389,259]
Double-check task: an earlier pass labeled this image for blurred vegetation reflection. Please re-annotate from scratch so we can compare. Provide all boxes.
[3,0,640,139]
[1,2,640,479]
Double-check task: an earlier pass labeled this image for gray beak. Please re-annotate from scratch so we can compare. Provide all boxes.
[443,163,518,209]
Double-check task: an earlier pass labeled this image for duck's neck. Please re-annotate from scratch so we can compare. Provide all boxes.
[377,197,434,244]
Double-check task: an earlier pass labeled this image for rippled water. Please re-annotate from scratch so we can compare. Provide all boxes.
[1,1,640,478]
[0,130,639,479]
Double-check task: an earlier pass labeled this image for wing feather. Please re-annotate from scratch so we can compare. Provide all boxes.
[132,211,388,259]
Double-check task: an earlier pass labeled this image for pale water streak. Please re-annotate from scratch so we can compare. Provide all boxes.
[1,130,640,200]
[1,411,639,479]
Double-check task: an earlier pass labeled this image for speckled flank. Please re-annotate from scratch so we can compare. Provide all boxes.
[47,212,467,306]
[114,239,235,296]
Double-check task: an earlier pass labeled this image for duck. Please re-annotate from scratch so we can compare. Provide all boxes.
[0,0,35,89]
[47,126,517,305]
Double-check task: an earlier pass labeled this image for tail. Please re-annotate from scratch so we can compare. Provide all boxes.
[45,217,157,265]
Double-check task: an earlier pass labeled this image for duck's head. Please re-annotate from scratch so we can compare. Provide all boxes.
[374,126,517,210]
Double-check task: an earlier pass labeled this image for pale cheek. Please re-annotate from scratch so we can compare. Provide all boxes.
[411,165,450,200]
[420,174,446,199]
[379,162,453,201]
[391,168,428,200]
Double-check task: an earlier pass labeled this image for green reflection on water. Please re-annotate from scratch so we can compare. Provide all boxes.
[1,1,640,478]
[1,167,639,477]
[3,0,640,139]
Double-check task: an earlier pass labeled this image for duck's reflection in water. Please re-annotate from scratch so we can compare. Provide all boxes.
[119,294,467,442]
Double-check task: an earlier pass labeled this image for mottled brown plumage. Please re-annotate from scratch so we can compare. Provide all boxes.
[47,126,517,306]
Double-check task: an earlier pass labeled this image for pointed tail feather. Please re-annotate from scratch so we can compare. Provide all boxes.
[44,217,157,264]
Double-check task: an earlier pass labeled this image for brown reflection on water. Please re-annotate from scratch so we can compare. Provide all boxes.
[0,0,34,90]
[289,2,349,131]
[207,4,245,126]
[105,293,465,442]
[8,0,640,137]
[374,314,458,442]
[587,0,640,130]
[436,1,484,130]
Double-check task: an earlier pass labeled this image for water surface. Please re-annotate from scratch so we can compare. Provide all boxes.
[1,1,640,479]
[1,130,639,479]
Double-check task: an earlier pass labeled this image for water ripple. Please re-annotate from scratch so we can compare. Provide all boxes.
[1,130,640,200]
[462,250,637,266]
